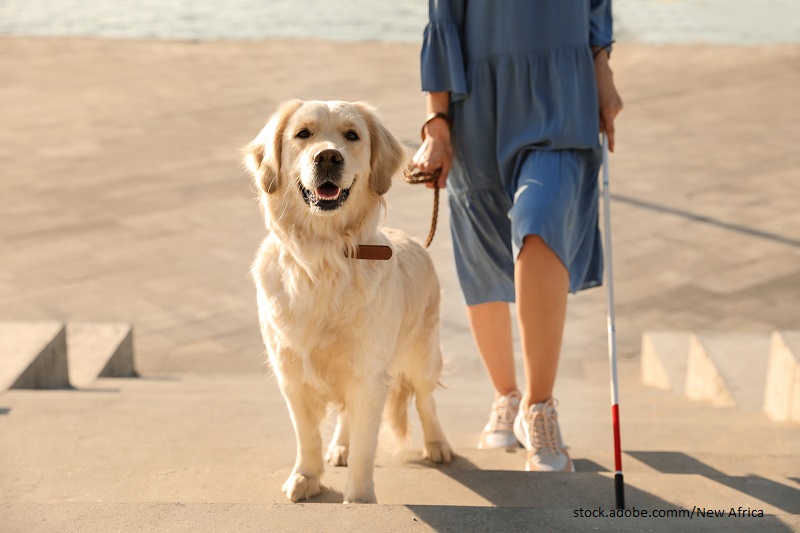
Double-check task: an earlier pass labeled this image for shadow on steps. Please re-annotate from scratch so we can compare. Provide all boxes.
[628,451,800,515]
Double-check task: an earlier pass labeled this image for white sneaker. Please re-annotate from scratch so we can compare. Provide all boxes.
[513,398,575,472]
[478,391,522,449]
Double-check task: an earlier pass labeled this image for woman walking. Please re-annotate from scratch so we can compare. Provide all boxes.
[413,0,623,471]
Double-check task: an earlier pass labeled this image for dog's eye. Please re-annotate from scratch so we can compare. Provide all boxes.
[344,130,360,142]
[296,129,311,139]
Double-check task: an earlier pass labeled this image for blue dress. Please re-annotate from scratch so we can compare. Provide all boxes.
[421,0,612,305]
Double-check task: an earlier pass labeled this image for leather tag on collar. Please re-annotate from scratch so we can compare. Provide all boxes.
[346,244,393,261]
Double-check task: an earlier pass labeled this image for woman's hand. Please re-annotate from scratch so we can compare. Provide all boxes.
[412,118,453,189]
[594,54,623,151]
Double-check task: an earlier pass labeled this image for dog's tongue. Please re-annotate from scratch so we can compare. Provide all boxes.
[316,182,341,200]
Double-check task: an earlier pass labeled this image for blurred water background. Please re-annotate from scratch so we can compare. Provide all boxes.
[0,0,798,44]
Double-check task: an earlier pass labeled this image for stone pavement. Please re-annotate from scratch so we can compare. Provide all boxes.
[1,37,799,376]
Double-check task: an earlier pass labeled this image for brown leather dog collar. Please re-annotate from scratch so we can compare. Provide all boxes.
[346,245,393,260]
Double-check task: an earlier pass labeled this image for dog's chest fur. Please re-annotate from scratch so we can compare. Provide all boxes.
[255,237,396,388]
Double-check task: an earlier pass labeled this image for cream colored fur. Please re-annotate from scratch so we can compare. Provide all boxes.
[246,100,452,504]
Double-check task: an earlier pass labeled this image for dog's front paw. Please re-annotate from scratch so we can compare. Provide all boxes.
[282,472,322,502]
[325,444,349,467]
[343,486,377,504]
[423,440,453,464]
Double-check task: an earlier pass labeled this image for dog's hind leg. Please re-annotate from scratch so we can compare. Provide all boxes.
[384,379,412,443]
[342,379,388,504]
[281,385,326,502]
[414,384,453,464]
[325,410,349,467]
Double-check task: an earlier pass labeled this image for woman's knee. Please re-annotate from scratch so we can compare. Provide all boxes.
[517,234,569,281]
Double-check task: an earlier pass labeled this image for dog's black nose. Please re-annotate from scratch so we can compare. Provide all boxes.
[313,149,343,167]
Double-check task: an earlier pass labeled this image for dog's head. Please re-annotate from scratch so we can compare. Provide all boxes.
[244,100,405,223]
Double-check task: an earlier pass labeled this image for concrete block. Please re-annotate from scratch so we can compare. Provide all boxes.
[763,331,800,424]
[0,321,69,391]
[640,331,691,392]
[67,323,136,387]
[685,332,771,410]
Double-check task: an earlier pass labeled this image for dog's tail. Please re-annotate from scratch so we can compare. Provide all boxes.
[385,379,413,442]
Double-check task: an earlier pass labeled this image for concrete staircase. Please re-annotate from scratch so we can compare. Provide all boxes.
[1,351,798,532]
[642,330,800,424]
[0,322,135,392]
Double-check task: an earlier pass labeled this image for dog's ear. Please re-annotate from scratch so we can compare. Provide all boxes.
[244,99,303,194]
[355,102,406,196]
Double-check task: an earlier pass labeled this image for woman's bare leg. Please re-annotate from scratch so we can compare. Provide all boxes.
[514,235,569,409]
[466,302,517,396]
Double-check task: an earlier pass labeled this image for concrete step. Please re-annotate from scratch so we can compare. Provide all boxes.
[764,331,800,424]
[1,354,797,532]
[641,330,799,424]
[3,501,797,533]
[0,322,68,391]
[66,322,136,387]
[1,371,797,506]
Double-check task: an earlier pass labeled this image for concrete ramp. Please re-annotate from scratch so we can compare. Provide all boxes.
[764,331,800,424]
[0,321,69,391]
[67,323,136,387]
[686,332,772,410]
[641,331,691,393]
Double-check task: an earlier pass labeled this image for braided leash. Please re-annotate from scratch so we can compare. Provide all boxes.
[403,165,441,248]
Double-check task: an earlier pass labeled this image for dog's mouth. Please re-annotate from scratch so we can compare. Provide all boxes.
[300,181,353,211]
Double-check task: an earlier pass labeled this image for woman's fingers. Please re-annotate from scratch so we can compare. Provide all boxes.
[599,94,622,152]
[595,58,623,153]
[413,136,452,188]
[438,160,451,188]
[601,112,615,152]
[412,138,435,170]
[424,161,450,188]
[412,149,430,172]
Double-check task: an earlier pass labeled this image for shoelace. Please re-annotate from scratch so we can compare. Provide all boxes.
[489,395,519,432]
[527,401,561,456]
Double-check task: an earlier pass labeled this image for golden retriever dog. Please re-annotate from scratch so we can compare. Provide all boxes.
[245,100,452,504]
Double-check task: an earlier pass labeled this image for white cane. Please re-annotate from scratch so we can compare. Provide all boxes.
[601,133,625,509]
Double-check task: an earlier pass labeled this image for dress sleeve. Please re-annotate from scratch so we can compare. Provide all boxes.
[589,0,613,46]
[420,0,468,102]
